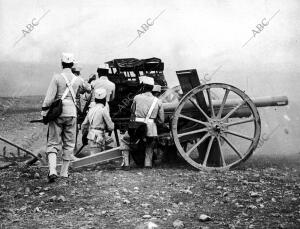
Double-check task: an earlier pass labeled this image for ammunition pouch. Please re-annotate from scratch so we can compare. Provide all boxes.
[43,99,63,124]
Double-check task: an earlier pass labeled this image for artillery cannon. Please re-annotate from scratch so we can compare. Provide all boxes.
[104,60,288,171]
[0,58,288,171]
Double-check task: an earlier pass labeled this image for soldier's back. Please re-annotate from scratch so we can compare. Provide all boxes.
[134,92,161,119]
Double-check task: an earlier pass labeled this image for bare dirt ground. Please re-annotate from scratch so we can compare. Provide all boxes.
[0,110,300,228]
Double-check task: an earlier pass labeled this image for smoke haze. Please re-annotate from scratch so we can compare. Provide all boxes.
[0,0,299,157]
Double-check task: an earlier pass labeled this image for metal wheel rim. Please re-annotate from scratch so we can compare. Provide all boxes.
[172,83,261,171]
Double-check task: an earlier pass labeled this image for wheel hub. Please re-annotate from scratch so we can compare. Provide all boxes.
[208,119,224,136]
[213,124,221,132]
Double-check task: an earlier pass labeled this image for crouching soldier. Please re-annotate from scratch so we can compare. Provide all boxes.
[121,76,164,169]
[81,88,114,154]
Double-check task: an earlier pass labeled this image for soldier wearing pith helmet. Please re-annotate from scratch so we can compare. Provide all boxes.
[71,63,91,109]
[81,88,115,154]
[90,64,116,107]
[122,76,164,169]
[41,53,91,183]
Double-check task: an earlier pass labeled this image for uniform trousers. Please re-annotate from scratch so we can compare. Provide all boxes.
[46,117,77,160]
[88,129,106,154]
[144,137,156,167]
[121,135,156,167]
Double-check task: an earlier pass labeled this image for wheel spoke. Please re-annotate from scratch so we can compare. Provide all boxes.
[224,130,254,141]
[186,133,210,156]
[207,88,215,118]
[189,97,211,121]
[221,136,243,159]
[217,89,229,118]
[216,136,226,166]
[224,118,255,127]
[178,127,209,138]
[179,114,209,126]
[221,100,245,121]
[203,136,215,166]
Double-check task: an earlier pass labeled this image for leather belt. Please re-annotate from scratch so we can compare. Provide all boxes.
[135,117,154,123]
[91,128,104,131]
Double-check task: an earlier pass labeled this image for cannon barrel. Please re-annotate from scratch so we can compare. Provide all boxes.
[163,95,288,118]
[112,96,288,126]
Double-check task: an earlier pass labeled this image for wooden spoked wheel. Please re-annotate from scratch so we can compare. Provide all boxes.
[172,83,261,171]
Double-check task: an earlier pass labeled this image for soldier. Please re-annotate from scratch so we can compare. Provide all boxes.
[71,63,85,109]
[41,53,91,183]
[90,64,115,107]
[121,76,164,169]
[71,63,92,156]
[81,88,115,153]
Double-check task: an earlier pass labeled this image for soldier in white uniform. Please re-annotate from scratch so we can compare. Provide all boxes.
[81,88,115,153]
[121,76,164,169]
[90,65,115,107]
[71,63,86,109]
[42,53,91,182]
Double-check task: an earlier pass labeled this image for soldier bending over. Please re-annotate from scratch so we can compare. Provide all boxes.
[81,88,115,153]
[121,76,164,169]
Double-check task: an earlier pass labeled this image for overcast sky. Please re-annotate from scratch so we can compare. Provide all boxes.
[0,0,299,72]
[0,0,299,93]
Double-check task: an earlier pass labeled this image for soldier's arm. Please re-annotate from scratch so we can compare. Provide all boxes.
[41,75,58,115]
[78,77,91,94]
[103,109,115,131]
[130,96,137,119]
[111,84,116,101]
[85,81,95,98]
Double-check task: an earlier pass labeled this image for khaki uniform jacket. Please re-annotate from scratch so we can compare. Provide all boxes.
[42,68,91,117]
[91,76,116,102]
[82,104,114,142]
[131,92,164,137]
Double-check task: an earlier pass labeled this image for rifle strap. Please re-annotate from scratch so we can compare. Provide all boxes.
[145,97,158,123]
[61,73,77,101]
[61,74,81,112]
